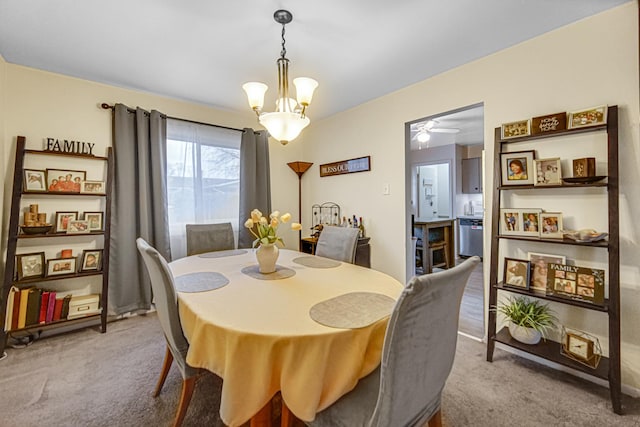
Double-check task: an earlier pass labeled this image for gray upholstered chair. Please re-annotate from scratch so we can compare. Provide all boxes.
[185,222,234,256]
[136,238,199,427]
[306,256,481,427]
[314,226,360,263]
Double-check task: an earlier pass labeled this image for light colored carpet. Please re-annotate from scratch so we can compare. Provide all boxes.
[0,313,638,426]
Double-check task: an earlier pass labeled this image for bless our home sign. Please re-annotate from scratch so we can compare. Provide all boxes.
[320,156,371,177]
[45,137,96,156]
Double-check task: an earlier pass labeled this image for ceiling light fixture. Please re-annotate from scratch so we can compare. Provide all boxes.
[243,10,318,145]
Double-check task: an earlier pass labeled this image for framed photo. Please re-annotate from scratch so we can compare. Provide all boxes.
[527,252,566,292]
[501,119,531,139]
[531,112,566,135]
[501,151,535,186]
[80,180,105,194]
[23,169,47,192]
[547,263,605,305]
[520,209,542,237]
[84,211,104,231]
[16,251,45,281]
[534,158,562,186]
[46,169,86,193]
[46,257,77,277]
[80,249,103,272]
[54,211,79,233]
[500,209,522,235]
[540,212,563,239]
[568,105,607,129]
[503,258,530,290]
[67,219,90,234]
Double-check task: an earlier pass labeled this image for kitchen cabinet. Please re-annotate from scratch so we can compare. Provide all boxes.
[462,157,482,193]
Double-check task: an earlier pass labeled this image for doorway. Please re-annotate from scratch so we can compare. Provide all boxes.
[405,103,485,339]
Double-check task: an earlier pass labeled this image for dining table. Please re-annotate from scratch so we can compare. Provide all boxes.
[169,248,404,427]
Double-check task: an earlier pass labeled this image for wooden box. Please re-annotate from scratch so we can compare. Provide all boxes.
[573,158,596,177]
[67,294,101,320]
[531,112,566,135]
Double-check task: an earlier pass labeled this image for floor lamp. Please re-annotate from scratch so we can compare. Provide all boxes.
[287,161,313,251]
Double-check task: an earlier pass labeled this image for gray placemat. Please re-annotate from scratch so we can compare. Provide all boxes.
[310,292,395,329]
[240,265,296,280]
[198,249,248,258]
[293,256,341,269]
[174,272,229,292]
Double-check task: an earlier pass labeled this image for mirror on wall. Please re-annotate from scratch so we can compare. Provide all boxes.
[416,162,451,219]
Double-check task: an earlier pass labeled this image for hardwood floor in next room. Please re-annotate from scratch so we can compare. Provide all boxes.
[458,258,484,338]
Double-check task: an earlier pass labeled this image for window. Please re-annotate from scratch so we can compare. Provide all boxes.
[166,119,242,259]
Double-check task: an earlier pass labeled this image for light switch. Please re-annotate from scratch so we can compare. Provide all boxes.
[383,184,390,195]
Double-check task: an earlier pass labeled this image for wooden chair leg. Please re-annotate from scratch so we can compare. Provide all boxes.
[173,376,196,427]
[154,346,174,397]
[427,408,442,427]
[249,399,272,427]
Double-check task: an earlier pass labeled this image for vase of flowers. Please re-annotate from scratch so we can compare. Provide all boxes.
[244,209,301,273]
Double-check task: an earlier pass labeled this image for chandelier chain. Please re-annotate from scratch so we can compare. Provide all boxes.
[280,24,287,59]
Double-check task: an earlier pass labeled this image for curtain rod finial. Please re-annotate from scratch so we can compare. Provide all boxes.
[101,103,113,110]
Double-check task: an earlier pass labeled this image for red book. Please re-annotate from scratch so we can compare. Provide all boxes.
[11,290,21,330]
[39,291,50,324]
[46,291,56,323]
[53,298,64,321]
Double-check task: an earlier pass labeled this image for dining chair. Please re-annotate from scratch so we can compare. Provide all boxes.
[306,256,481,427]
[185,222,234,256]
[314,226,360,263]
[136,238,200,427]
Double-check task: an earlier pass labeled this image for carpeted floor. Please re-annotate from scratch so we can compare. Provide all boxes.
[0,313,638,427]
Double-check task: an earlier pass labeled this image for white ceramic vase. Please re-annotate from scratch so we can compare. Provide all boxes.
[256,243,279,274]
[508,323,542,345]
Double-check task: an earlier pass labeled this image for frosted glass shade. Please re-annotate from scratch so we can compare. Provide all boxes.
[242,82,268,110]
[417,132,430,143]
[259,111,310,144]
[293,77,318,106]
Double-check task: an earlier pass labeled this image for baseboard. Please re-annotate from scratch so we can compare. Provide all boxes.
[457,330,484,342]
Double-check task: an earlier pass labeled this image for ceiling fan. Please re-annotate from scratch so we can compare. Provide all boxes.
[411,120,460,145]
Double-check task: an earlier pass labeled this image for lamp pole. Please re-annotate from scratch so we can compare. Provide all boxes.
[287,161,313,251]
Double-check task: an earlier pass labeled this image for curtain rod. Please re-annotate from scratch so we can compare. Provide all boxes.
[100,103,244,133]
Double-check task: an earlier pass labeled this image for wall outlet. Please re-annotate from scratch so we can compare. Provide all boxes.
[383,183,390,195]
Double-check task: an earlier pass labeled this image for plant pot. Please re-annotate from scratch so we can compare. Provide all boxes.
[508,323,542,345]
[256,243,279,274]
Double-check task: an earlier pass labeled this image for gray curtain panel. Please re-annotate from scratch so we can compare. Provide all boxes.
[109,104,171,315]
[238,129,271,248]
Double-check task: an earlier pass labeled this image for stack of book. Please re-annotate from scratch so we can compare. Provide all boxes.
[3,287,73,331]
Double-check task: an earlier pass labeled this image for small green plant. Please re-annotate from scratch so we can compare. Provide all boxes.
[495,296,557,338]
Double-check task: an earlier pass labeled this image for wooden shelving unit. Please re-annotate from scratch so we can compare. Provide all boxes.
[0,136,113,351]
[486,106,621,414]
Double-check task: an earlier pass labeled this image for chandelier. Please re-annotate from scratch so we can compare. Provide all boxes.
[243,10,318,145]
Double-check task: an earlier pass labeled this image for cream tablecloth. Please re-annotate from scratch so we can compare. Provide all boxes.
[169,248,403,427]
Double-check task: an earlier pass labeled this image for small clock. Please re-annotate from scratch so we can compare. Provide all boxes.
[565,333,594,361]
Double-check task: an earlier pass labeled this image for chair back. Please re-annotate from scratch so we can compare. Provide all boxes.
[136,238,192,374]
[315,226,360,263]
[186,222,234,256]
[369,256,480,427]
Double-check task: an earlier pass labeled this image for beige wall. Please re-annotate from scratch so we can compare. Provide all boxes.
[298,3,640,391]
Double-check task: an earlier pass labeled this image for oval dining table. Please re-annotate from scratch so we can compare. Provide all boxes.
[169,248,404,427]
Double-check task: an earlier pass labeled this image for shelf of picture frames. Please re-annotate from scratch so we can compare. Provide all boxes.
[17,231,104,239]
[9,313,102,335]
[498,122,607,144]
[497,182,608,191]
[24,149,108,161]
[12,270,103,286]
[22,191,106,197]
[494,328,610,380]
[496,235,609,248]
[493,282,609,312]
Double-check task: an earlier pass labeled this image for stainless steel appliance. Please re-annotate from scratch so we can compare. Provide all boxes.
[459,217,483,258]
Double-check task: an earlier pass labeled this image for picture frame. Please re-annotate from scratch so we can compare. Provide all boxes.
[531,112,566,135]
[501,119,531,140]
[540,212,563,239]
[80,180,105,194]
[46,169,86,193]
[16,251,46,281]
[568,105,607,129]
[23,169,47,192]
[80,249,103,272]
[66,219,90,234]
[520,209,542,237]
[46,257,77,276]
[527,252,566,292]
[534,158,562,186]
[500,209,522,235]
[501,151,535,186]
[54,211,79,233]
[503,258,530,290]
[547,263,605,305]
[83,211,104,231]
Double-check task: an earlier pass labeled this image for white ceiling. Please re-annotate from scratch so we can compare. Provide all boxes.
[408,105,485,151]
[0,1,628,122]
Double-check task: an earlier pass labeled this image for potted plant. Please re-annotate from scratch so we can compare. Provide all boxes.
[495,296,556,345]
